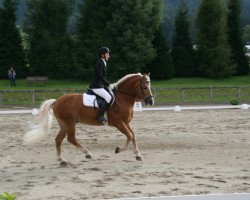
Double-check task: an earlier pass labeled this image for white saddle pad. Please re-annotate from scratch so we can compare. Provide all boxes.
[83,93,99,107]
[83,89,115,108]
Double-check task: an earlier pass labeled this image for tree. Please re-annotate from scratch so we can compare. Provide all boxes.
[25,0,77,79]
[0,0,26,79]
[243,25,250,43]
[77,0,111,80]
[227,0,249,75]
[196,0,234,78]
[107,0,163,78]
[172,2,196,77]
[146,25,174,79]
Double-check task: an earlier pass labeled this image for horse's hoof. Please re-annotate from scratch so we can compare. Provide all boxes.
[60,161,67,166]
[136,156,142,161]
[115,147,120,154]
[85,154,92,159]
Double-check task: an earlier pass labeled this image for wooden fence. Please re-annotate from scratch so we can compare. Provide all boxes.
[153,86,250,104]
[0,86,250,107]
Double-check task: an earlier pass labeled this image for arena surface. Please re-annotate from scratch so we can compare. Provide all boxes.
[0,109,249,199]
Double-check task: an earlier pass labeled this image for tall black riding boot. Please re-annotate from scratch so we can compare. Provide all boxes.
[97,101,108,123]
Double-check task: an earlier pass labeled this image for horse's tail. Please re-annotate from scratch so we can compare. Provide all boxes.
[23,99,56,145]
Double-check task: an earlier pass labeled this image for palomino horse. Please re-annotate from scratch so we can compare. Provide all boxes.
[24,73,154,164]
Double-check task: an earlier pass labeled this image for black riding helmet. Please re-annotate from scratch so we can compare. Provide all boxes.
[98,47,111,57]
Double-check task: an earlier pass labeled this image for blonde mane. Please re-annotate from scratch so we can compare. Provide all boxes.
[111,73,142,89]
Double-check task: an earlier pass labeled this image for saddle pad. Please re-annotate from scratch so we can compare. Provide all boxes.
[83,93,99,107]
[83,89,115,108]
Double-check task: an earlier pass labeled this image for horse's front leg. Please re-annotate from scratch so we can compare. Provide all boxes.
[115,122,133,154]
[126,123,142,161]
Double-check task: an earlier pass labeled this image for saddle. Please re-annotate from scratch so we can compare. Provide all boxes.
[83,88,115,108]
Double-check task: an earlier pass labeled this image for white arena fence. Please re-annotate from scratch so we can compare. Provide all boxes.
[0,86,250,107]
[0,103,249,115]
[133,102,249,112]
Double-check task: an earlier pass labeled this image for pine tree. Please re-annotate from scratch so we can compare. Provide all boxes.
[227,0,249,75]
[0,0,26,79]
[77,0,111,80]
[25,0,76,79]
[243,25,250,43]
[107,0,163,78]
[147,25,174,79]
[196,0,234,78]
[172,2,196,77]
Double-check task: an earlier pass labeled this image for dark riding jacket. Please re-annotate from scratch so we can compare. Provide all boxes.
[89,58,110,89]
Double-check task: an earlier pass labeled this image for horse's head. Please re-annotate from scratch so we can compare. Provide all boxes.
[113,73,154,106]
[140,73,154,106]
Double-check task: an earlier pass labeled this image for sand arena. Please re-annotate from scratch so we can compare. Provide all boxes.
[0,109,249,199]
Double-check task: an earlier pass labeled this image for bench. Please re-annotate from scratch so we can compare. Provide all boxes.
[26,76,48,86]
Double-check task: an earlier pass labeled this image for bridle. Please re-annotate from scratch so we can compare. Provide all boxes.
[140,80,153,101]
[115,78,153,101]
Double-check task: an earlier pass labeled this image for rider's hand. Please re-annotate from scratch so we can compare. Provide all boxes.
[109,84,115,90]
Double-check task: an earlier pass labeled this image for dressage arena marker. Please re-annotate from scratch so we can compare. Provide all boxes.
[134,102,143,111]
[120,193,250,200]
[0,104,249,114]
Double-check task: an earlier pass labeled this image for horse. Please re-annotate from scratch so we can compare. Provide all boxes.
[23,73,154,164]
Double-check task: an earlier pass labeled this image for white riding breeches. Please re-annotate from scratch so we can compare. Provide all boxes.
[92,88,112,103]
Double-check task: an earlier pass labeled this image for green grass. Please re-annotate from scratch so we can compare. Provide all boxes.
[1,75,250,90]
[152,75,250,88]
[1,75,250,106]
[0,192,16,200]
[0,79,89,90]
[0,79,89,107]
[153,86,250,103]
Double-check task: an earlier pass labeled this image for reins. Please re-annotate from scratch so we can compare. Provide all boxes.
[115,87,140,99]
[112,75,153,112]
[114,80,152,100]
[115,78,148,100]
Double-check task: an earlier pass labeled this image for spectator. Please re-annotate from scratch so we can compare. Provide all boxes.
[8,67,16,87]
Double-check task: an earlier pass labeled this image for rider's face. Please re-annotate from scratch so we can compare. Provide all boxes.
[104,52,110,61]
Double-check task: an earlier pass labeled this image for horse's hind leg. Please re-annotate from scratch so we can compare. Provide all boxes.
[67,124,92,159]
[55,129,67,164]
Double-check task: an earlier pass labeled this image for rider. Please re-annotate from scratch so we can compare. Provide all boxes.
[89,47,112,123]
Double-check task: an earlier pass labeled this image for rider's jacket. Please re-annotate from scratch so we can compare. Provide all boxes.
[89,58,110,89]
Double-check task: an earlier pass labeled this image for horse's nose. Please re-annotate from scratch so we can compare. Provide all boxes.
[144,97,154,106]
[149,97,154,106]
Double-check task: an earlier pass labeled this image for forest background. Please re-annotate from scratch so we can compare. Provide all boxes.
[0,0,249,81]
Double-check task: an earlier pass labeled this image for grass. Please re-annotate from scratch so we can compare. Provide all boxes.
[0,192,16,200]
[1,75,250,106]
[1,75,250,90]
[152,75,250,88]
[0,79,89,90]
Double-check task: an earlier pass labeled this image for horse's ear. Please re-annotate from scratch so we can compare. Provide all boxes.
[143,72,150,76]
